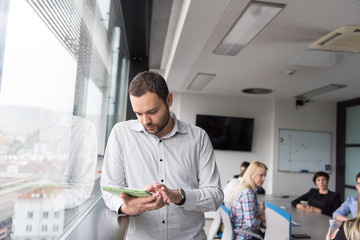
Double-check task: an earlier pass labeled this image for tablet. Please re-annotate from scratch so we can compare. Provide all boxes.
[102,186,153,198]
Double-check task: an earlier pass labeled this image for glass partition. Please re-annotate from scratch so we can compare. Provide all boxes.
[346,105,360,144]
[0,0,128,239]
[343,103,360,202]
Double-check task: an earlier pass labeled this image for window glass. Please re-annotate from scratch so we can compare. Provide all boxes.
[345,147,360,186]
[346,105,360,144]
[0,0,128,239]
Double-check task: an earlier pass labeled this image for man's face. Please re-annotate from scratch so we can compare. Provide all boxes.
[356,177,360,194]
[130,91,173,138]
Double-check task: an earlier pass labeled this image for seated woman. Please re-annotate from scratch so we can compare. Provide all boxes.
[230,161,267,240]
[291,171,341,217]
[326,196,360,240]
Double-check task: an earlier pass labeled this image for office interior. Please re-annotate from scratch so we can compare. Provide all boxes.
[0,0,360,239]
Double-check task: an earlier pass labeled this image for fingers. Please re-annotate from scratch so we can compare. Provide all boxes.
[331,228,339,239]
[145,183,165,193]
[304,207,311,212]
[325,228,331,240]
[119,192,166,215]
[159,186,181,204]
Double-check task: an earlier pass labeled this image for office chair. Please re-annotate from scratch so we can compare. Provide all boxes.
[263,201,291,240]
[207,203,233,240]
[207,204,222,240]
[208,203,264,240]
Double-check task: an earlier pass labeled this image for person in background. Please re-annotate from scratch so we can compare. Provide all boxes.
[233,161,251,179]
[333,172,360,221]
[292,171,341,217]
[100,71,223,240]
[223,161,250,209]
[326,196,360,240]
[230,161,267,240]
[235,162,266,195]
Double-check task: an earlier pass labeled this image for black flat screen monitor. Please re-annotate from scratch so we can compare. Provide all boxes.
[196,114,254,151]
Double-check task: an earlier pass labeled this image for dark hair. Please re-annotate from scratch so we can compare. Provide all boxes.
[239,161,250,177]
[312,171,329,184]
[129,71,169,104]
[356,172,360,181]
[241,161,250,168]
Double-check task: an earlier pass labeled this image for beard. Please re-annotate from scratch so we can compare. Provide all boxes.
[145,108,170,135]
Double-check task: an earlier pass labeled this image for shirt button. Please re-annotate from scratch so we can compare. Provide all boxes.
[159,140,162,142]
[160,159,163,162]
[162,220,165,223]
[161,179,164,182]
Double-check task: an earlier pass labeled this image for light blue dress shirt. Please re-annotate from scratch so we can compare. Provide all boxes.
[100,113,223,240]
[332,195,358,219]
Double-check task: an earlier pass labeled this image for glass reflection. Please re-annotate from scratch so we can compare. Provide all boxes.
[0,0,127,238]
[0,110,97,239]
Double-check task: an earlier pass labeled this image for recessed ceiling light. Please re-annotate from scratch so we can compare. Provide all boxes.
[187,73,216,91]
[294,84,347,100]
[213,1,285,56]
[242,88,273,94]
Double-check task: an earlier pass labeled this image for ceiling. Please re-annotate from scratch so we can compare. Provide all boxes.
[149,0,360,102]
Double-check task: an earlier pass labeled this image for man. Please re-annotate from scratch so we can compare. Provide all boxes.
[333,172,360,221]
[100,71,223,239]
[233,161,250,179]
[223,161,249,209]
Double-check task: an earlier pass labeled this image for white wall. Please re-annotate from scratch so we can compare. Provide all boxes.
[171,92,275,193]
[171,92,337,196]
[273,98,337,195]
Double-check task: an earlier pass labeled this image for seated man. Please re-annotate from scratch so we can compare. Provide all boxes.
[333,172,360,221]
[223,161,249,209]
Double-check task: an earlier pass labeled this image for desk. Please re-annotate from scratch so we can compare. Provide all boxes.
[258,194,338,240]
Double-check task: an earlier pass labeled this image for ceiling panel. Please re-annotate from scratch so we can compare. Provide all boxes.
[150,0,360,102]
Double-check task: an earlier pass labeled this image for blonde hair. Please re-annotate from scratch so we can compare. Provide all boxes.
[230,161,268,208]
[344,196,360,239]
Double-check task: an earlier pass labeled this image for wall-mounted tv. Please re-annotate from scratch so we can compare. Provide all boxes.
[195,114,254,152]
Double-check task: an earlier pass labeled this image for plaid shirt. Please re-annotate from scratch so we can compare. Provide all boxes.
[231,188,261,240]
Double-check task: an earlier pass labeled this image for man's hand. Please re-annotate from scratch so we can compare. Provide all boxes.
[119,192,166,216]
[325,227,339,240]
[145,183,183,204]
[335,214,349,221]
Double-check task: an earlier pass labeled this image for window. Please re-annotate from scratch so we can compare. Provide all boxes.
[26,225,32,232]
[41,225,48,232]
[0,0,129,238]
[53,224,59,232]
[336,98,360,200]
[27,212,33,219]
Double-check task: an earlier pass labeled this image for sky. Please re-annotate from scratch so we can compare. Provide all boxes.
[0,0,111,114]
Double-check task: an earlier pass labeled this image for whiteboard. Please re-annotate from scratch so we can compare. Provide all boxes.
[278,129,331,173]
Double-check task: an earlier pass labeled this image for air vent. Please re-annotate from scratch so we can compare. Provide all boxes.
[309,26,360,53]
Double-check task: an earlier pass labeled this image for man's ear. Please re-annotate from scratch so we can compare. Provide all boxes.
[167,93,173,107]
